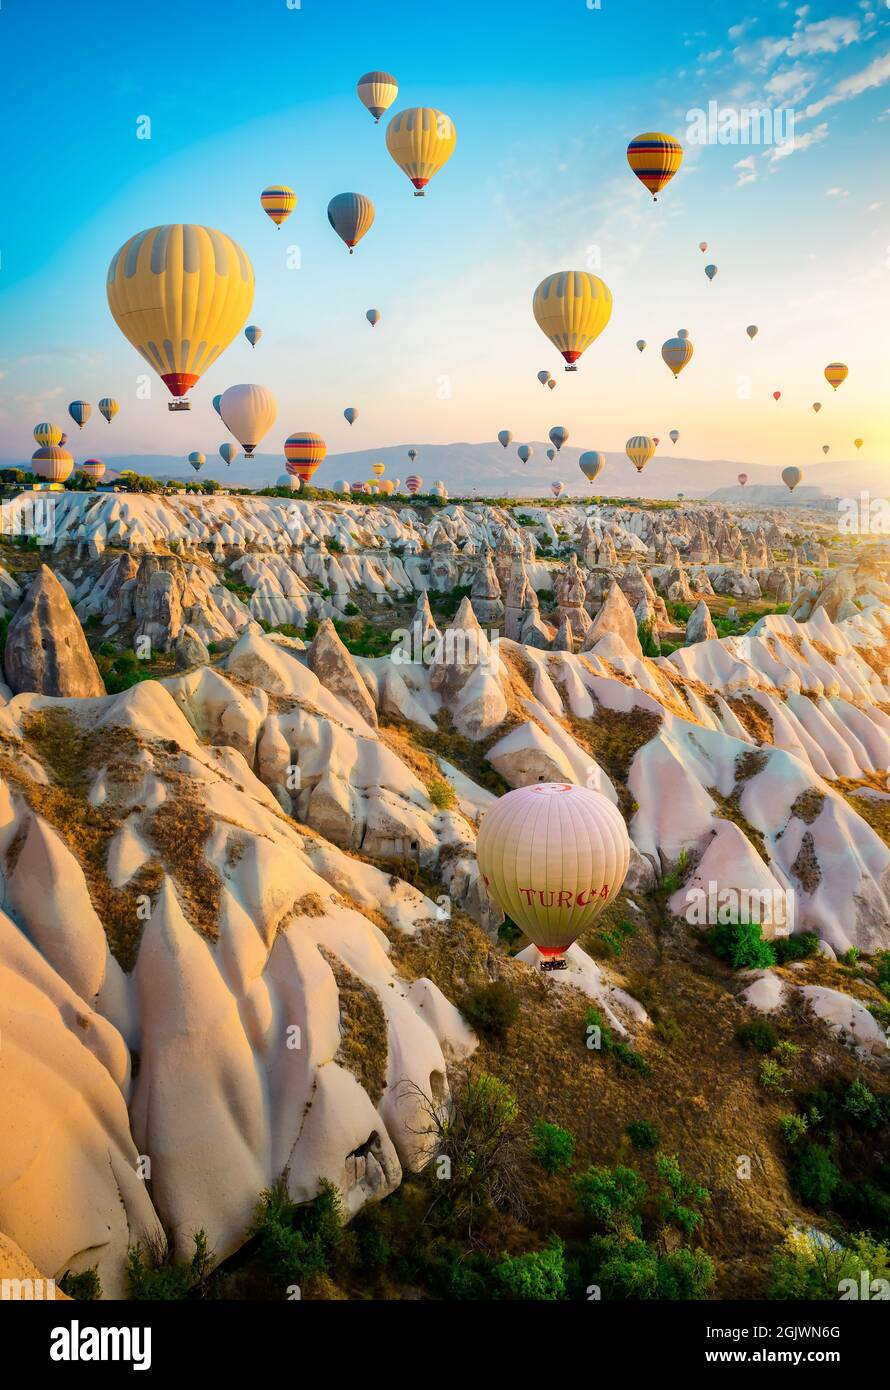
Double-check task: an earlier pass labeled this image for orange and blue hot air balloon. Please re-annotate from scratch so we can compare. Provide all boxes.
[327,194,375,253]
[284,431,327,484]
[245,325,262,347]
[260,186,297,228]
[824,362,848,391]
[626,133,683,200]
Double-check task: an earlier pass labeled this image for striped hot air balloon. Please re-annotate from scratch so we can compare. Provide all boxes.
[378,479,395,496]
[68,400,91,429]
[260,186,297,227]
[245,325,262,347]
[98,398,119,423]
[385,107,456,195]
[669,430,680,444]
[31,446,73,483]
[405,475,423,494]
[357,71,399,123]
[327,193,375,253]
[284,431,327,484]
[662,336,694,379]
[551,481,564,497]
[371,462,385,478]
[579,451,606,484]
[626,436,656,473]
[824,362,848,390]
[549,426,569,452]
[350,481,367,494]
[533,272,613,371]
[188,452,206,470]
[626,133,683,200]
[107,225,254,402]
[33,422,62,447]
[79,458,106,481]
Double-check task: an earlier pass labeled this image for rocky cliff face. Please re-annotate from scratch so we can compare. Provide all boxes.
[3,565,105,697]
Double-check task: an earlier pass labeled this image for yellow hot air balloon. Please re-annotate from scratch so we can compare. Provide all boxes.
[476,783,630,969]
[626,436,656,472]
[824,362,848,391]
[33,422,62,447]
[371,462,385,478]
[533,272,613,372]
[260,185,297,227]
[107,225,254,407]
[854,438,864,450]
[31,445,73,484]
[385,107,456,195]
[626,133,683,200]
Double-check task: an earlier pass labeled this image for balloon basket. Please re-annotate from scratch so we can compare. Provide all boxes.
[413,190,425,197]
[540,958,569,973]
[564,365,577,372]
[168,400,191,412]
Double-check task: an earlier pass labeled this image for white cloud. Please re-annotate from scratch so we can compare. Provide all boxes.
[824,186,849,196]
[787,16,860,55]
[765,62,816,102]
[805,50,890,117]
[765,120,829,163]
[735,155,758,185]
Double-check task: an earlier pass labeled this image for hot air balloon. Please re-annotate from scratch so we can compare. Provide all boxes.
[537,370,551,386]
[98,398,119,423]
[498,430,513,449]
[284,431,327,484]
[549,426,568,452]
[782,466,802,493]
[547,449,556,463]
[551,482,564,498]
[366,309,381,327]
[79,459,105,482]
[260,186,297,228]
[107,225,254,407]
[333,480,350,493]
[277,473,302,492]
[699,241,708,252]
[357,71,399,123]
[854,439,864,450]
[212,395,223,417]
[677,329,690,340]
[33,423,62,447]
[30,446,73,483]
[408,448,418,463]
[812,402,821,413]
[327,193,375,253]
[219,384,277,456]
[746,325,758,341]
[824,362,848,391]
[475,783,630,969]
[662,336,694,379]
[579,451,605,484]
[392,479,402,492]
[245,325,262,348]
[626,436,656,472]
[547,378,557,391]
[773,391,781,401]
[371,462,385,478]
[669,430,679,444]
[738,473,748,487]
[344,408,359,426]
[704,263,718,282]
[405,475,423,494]
[822,445,830,455]
[59,433,68,446]
[635,339,646,353]
[68,401,91,429]
[533,272,613,371]
[351,481,368,494]
[652,437,660,447]
[626,133,683,200]
[219,443,239,467]
[518,444,533,464]
[188,452,206,470]
[385,107,456,194]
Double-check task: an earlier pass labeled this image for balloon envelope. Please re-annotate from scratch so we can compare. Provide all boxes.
[33,422,62,447]
[31,446,73,483]
[551,482,563,497]
[219,384,277,456]
[824,362,848,390]
[782,466,803,492]
[260,186,297,227]
[79,459,105,481]
[327,193,375,252]
[68,401,91,428]
[533,271,612,370]
[475,783,630,959]
[357,70,398,123]
[661,337,693,378]
[284,431,327,483]
[738,473,748,486]
[626,436,656,472]
[219,443,239,466]
[812,402,821,413]
[579,451,606,483]
[366,309,381,326]
[704,263,718,281]
[385,107,456,193]
[669,430,679,444]
[188,451,206,468]
[518,444,533,464]
[405,475,423,494]
[635,339,646,353]
[107,225,254,399]
[854,438,864,449]
[746,325,758,340]
[497,430,513,449]
[344,407,359,425]
[626,132,683,199]
[98,398,119,423]
[549,425,569,451]
[245,325,262,347]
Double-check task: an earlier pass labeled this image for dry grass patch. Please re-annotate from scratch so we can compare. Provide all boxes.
[319,948,388,1105]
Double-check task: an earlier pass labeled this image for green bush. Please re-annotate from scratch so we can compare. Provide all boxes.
[585,1008,651,1075]
[760,1058,790,1093]
[772,933,820,965]
[626,1120,659,1151]
[249,1179,344,1285]
[736,1019,779,1052]
[709,919,776,970]
[595,1237,714,1300]
[531,1120,575,1175]
[426,776,456,810]
[493,1237,566,1300]
[127,1231,211,1300]
[842,1078,885,1131]
[655,1154,710,1236]
[59,1267,102,1300]
[779,1113,810,1145]
[769,1228,890,1299]
[574,1164,646,1234]
[461,981,520,1039]
[791,1144,840,1209]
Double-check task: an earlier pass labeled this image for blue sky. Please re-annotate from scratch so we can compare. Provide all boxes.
[2,0,888,482]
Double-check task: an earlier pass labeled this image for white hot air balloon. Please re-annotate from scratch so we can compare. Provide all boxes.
[219,384,277,457]
[476,783,630,970]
